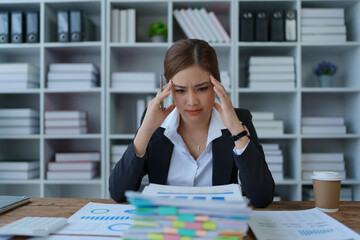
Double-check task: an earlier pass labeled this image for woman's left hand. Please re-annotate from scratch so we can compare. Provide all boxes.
[210,75,245,136]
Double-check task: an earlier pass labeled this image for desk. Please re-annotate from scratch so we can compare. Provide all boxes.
[0,198,359,239]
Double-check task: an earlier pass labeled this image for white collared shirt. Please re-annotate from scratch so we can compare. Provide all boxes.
[161,107,248,186]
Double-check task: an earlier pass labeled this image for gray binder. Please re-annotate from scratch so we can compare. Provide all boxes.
[11,11,25,43]
[285,9,297,41]
[70,10,93,42]
[26,11,39,43]
[0,12,10,43]
[57,10,69,42]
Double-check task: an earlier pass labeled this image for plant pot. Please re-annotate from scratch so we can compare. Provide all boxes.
[317,75,334,87]
[151,35,166,42]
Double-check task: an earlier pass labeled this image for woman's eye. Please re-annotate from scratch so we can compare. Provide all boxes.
[175,89,184,93]
[198,87,208,91]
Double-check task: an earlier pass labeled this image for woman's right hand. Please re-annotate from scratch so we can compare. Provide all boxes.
[133,80,175,157]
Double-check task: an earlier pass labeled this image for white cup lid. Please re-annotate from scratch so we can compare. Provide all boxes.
[311,171,342,181]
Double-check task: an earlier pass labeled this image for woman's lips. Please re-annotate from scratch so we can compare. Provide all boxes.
[186,109,202,115]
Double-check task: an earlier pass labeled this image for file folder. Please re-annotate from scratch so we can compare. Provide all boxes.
[26,12,39,43]
[57,10,69,42]
[255,11,268,41]
[270,10,284,41]
[240,10,254,41]
[11,11,25,43]
[285,9,297,41]
[0,12,10,43]
[70,10,93,42]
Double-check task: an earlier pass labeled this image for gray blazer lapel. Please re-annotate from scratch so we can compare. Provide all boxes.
[212,130,235,185]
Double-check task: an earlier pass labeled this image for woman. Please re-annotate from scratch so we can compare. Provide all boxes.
[109,39,274,208]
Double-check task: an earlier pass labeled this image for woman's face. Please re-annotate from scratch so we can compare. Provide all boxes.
[170,65,215,125]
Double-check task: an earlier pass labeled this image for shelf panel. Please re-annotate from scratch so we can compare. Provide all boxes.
[44,134,102,139]
[301,134,360,139]
[110,134,135,139]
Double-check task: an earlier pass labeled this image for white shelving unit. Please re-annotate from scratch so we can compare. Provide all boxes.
[1,0,359,201]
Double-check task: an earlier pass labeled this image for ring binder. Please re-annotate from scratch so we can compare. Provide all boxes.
[271,10,284,41]
[26,12,39,43]
[255,11,268,41]
[285,9,297,41]
[0,12,10,43]
[11,11,25,43]
[57,10,69,42]
[240,10,254,41]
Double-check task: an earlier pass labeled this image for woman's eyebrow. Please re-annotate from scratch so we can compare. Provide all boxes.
[174,81,209,89]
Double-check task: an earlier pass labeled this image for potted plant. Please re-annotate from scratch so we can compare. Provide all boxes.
[313,61,337,87]
[147,20,167,42]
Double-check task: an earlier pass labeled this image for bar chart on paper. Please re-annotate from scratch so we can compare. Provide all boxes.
[57,202,135,236]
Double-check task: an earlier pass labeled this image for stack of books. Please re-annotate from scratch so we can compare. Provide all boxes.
[44,110,88,135]
[47,63,99,89]
[251,111,284,136]
[301,116,346,134]
[301,8,346,42]
[123,184,251,240]
[0,108,39,135]
[47,151,100,180]
[303,186,352,201]
[301,153,346,180]
[247,56,295,90]
[111,144,128,169]
[111,72,156,91]
[0,63,39,89]
[0,160,39,180]
[111,8,136,43]
[220,71,231,91]
[262,143,284,182]
[173,8,230,43]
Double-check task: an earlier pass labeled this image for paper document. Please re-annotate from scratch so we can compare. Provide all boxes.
[142,183,244,201]
[56,202,134,236]
[248,208,360,240]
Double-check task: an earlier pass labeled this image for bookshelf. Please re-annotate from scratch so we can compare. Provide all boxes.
[0,0,359,201]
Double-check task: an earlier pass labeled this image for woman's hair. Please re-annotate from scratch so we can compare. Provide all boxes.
[164,39,220,82]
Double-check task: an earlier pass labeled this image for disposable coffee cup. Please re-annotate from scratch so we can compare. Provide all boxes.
[312,171,342,212]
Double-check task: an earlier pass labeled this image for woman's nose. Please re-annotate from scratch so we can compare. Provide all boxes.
[188,91,199,105]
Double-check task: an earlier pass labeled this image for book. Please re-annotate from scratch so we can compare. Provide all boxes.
[0,73,39,82]
[251,112,274,120]
[0,127,39,135]
[208,11,231,43]
[179,9,202,40]
[199,8,221,42]
[47,169,97,180]
[47,72,97,81]
[253,120,283,128]
[111,81,155,90]
[301,125,346,134]
[119,9,127,43]
[173,9,194,39]
[302,34,346,42]
[47,81,97,89]
[301,18,345,26]
[0,82,39,89]
[48,63,99,75]
[0,161,39,171]
[248,65,295,73]
[45,127,87,135]
[264,149,283,155]
[112,145,128,154]
[127,9,136,43]
[0,118,38,127]
[268,163,283,172]
[302,153,344,162]
[302,162,345,171]
[0,169,39,179]
[55,152,100,162]
[0,63,39,74]
[0,109,39,118]
[301,8,344,18]
[301,26,346,34]
[111,8,119,42]
[301,116,345,125]
[265,155,283,164]
[262,143,280,150]
[249,73,295,81]
[45,119,87,127]
[0,195,30,214]
[248,81,295,89]
[271,172,284,182]
[111,72,156,81]
[249,56,294,65]
[192,8,216,42]
[256,128,283,136]
[47,161,98,171]
[184,9,206,40]
[44,111,87,120]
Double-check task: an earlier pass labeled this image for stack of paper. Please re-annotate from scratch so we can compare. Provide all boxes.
[47,63,99,89]
[111,8,136,43]
[301,116,346,134]
[124,184,251,239]
[262,143,284,182]
[301,8,347,42]
[220,71,231,91]
[247,56,295,90]
[0,160,39,180]
[301,152,346,180]
[252,111,284,136]
[173,8,230,43]
[111,144,128,169]
[47,151,100,180]
[111,72,156,91]
[0,63,40,89]
[44,110,88,135]
[0,108,39,135]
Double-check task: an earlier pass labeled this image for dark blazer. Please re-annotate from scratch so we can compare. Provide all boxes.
[109,108,275,208]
